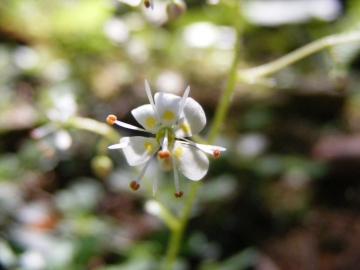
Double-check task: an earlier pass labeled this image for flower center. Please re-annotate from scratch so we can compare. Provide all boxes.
[156,127,175,147]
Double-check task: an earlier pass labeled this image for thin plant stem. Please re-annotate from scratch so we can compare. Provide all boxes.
[67,116,120,143]
[162,1,243,269]
[207,3,243,143]
[238,30,360,80]
[162,181,201,270]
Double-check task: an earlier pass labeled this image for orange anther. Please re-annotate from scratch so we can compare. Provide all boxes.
[144,0,151,8]
[158,150,170,159]
[106,115,117,125]
[130,180,140,191]
[174,191,184,198]
[212,149,220,158]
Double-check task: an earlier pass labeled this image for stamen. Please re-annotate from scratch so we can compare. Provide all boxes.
[174,191,183,198]
[130,180,140,190]
[106,115,117,125]
[144,0,151,8]
[212,149,220,158]
[130,157,152,191]
[162,130,169,150]
[179,139,226,156]
[175,86,190,122]
[108,142,129,149]
[158,130,170,158]
[145,79,160,123]
[172,155,183,198]
[113,120,148,132]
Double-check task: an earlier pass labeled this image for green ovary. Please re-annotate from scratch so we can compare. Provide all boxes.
[156,127,175,146]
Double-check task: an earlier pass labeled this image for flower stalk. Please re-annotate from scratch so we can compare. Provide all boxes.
[238,30,360,81]
[162,1,243,269]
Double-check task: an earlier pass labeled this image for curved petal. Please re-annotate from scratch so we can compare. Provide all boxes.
[120,137,159,166]
[131,104,159,133]
[174,97,206,138]
[154,93,181,127]
[172,141,209,180]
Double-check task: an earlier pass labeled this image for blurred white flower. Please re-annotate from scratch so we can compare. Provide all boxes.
[244,0,341,26]
[31,90,77,151]
[106,80,225,197]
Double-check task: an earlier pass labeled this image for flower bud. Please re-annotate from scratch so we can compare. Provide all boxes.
[91,155,113,179]
[166,0,186,21]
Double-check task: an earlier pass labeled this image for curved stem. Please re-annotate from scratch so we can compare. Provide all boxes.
[162,1,243,269]
[238,30,360,80]
[67,116,120,143]
[207,3,243,143]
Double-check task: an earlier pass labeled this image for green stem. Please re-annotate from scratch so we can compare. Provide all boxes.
[238,30,360,80]
[67,116,120,143]
[162,1,243,269]
[162,181,201,270]
[207,2,243,143]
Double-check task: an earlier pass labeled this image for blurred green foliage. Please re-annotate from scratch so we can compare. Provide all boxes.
[1,0,360,269]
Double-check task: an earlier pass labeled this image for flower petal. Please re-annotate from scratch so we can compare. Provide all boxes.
[120,137,159,166]
[154,92,181,127]
[132,104,159,133]
[174,97,206,138]
[172,141,209,180]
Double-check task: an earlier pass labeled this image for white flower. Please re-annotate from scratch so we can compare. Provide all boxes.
[107,80,226,198]
[30,92,77,151]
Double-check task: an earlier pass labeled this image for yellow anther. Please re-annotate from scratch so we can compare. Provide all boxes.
[173,147,183,158]
[145,117,156,128]
[180,124,190,133]
[144,142,153,152]
[163,110,175,120]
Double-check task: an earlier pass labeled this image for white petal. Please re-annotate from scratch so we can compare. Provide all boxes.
[174,97,206,138]
[172,141,209,180]
[154,92,181,127]
[54,130,72,150]
[175,86,190,121]
[144,80,160,122]
[120,137,159,166]
[131,104,159,133]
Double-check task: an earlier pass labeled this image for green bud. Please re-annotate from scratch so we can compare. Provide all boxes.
[91,155,113,179]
